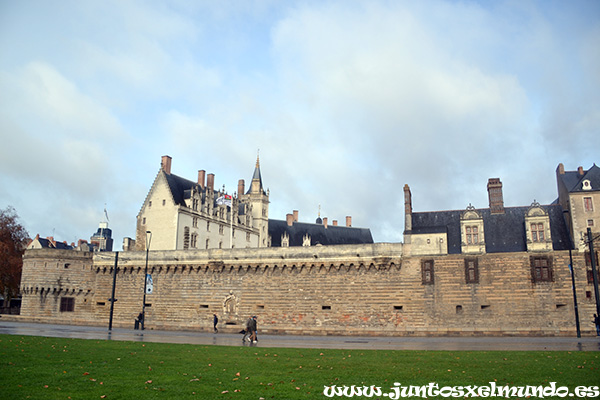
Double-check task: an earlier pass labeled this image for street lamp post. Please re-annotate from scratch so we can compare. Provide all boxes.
[108,251,119,332]
[563,210,581,337]
[587,228,600,319]
[141,231,151,330]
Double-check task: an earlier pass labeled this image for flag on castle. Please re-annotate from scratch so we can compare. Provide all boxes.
[217,194,232,207]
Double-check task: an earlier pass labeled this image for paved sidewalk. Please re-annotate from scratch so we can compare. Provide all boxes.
[1,321,599,351]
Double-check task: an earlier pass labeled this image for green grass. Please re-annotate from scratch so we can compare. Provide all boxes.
[0,334,598,400]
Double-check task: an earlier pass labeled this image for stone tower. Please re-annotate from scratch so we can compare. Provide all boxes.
[245,155,270,247]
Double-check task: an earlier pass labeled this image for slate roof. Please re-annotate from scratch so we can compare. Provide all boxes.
[269,219,374,247]
[558,164,600,193]
[164,172,201,206]
[410,204,571,254]
[30,237,74,250]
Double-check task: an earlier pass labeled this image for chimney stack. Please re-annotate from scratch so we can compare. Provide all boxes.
[238,179,245,196]
[286,213,294,226]
[323,217,328,228]
[293,210,299,222]
[161,155,172,174]
[207,173,215,191]
[198,170,206,188]
[557,163,565,175]
[404,184,412,232]
[487,178,504,214]
[578,166,584,175]
[346,216,352,227]
[332,220,338,226]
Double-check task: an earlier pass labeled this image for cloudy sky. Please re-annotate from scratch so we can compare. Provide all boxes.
[1,0,598,248]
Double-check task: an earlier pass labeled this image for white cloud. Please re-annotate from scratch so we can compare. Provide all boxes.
[0,0,598,246]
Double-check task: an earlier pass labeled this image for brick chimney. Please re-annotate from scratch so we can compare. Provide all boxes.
[198,170,206,189]
[487,178,504,214]
[557,163,565,175]
[578,166,584,175]
[404,184,412,232]
[207,173,215,191]
[346,216,352,227]
[238,179,245,196]
[161,155,172,174]
[323,217,328,229]
[332,220,338,226]
[286,213,294,226]
[293,210,298,222]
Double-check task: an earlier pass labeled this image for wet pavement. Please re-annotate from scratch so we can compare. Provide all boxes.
[1,321,599,351]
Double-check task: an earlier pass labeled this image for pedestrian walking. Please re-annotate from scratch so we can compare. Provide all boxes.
[242,316,252,342]
[593,314,600,336]
[250,315,258,343]
[213,314,219,333]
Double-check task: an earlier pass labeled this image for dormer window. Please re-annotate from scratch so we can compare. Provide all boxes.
[582,179,592,191]
[525,201,552,252]
[460,205,485,254]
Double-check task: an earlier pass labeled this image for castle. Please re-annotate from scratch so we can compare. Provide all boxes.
[14,160,600,336]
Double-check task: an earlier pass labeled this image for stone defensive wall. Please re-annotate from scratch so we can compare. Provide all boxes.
[17,244,598,336]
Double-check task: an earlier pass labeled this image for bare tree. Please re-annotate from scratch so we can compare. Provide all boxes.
[0,206,29,311]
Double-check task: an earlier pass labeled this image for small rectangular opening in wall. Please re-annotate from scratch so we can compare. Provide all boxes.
[322,305,331,310]
[456,305,463,314]
[480,305,491,310]
[225,322,237,325]
[393,306,403,311]
[96,302,105,306]
[64,263,70,269]
[556,304,567,309]
[256,305,265,310]
[144,303,152,307]
[199,304,209,308]
[586,291,592,299]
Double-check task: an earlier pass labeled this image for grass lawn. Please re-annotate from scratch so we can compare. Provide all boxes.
[0,334,598,399]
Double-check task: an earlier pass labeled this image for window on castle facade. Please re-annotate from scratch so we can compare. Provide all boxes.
[193,217,198,228]
[183,227,190,249]
[60,297,75,312]
[421,260,434,284]
[193,199,198,211]
[466,226,478,244]
[585,251,599,284]
[530,256,553,283]
[587,270,596,284]
[219,225,224,235]
[246,232,250,242]
[207,222,210,231]
[464,258,479,284]
[584,197,594,212]
[191,233,197,248]
[205,239,209,249]
[531,223,544,242]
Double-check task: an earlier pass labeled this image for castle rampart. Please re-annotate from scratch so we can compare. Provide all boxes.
[17,243,598,336]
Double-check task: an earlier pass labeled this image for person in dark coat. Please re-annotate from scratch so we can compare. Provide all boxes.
[213,314,219,333]
[242,316,252,342]
[593,314,600,336]
[249,316,258,343]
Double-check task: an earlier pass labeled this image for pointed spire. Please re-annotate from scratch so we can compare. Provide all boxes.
[248,151,265,194]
